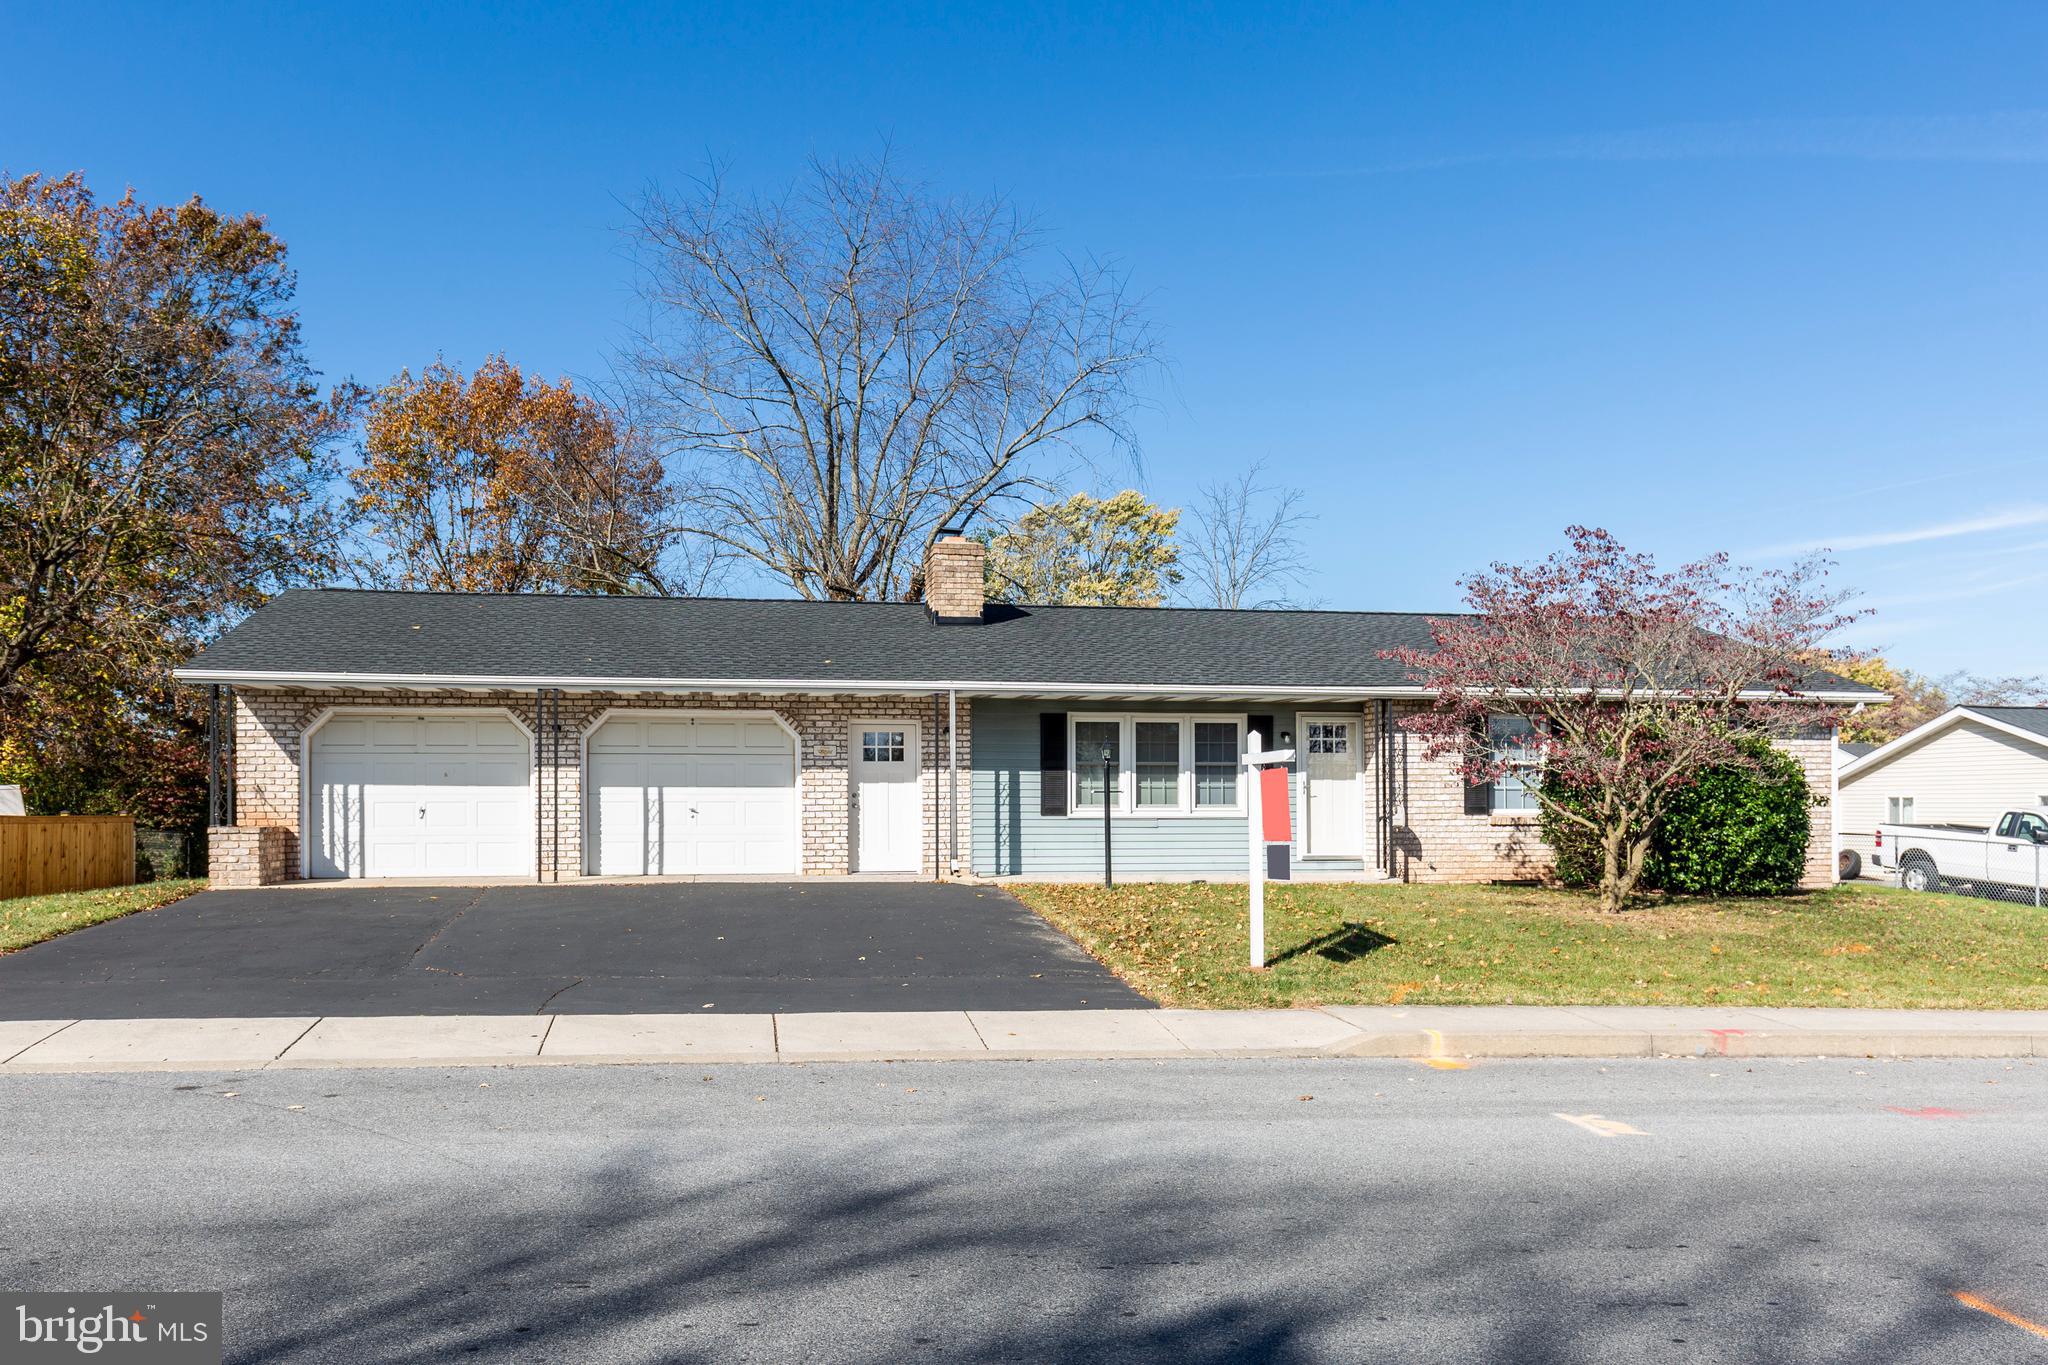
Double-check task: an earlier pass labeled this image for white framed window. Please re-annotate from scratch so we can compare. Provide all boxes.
[1193,722,1240,809]
[1488,716,1542,813]
[1073,719,1122,810]
[1133,720,1182,809]
[1888,796,1915,824]
[1069,713,1246,816]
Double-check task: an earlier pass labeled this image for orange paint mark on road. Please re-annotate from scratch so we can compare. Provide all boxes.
[1417,1029,1469,1070]
[1887,1106,1971,1119]
[1955,1292,2048,1341]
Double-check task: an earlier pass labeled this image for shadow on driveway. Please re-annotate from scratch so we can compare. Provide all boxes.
[0,881,1153,1018]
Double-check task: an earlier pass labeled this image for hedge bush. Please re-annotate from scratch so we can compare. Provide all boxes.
[1539,734,1812,896]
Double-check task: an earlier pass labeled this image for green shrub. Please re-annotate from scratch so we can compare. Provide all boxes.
[1538,734,1812,896]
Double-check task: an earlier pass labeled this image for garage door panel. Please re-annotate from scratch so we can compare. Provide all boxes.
[644,720,694,748]
[470,719,525,750]
[588,713,796,875]
[692,719,740,748]
[309,713,532,879]
[741,720,787,749]
[738,756,788,788]
[370,719,418,747]
[319,718,369,748]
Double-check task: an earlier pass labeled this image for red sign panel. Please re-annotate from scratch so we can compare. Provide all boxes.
[1260,766,1291,843]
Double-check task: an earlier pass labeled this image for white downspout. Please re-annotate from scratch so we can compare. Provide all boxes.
[948,688,960,878]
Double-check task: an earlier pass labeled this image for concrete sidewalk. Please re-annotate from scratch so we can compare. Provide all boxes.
[4,1006,2046,1072]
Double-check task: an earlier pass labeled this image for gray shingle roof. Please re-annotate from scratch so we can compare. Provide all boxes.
[178,589,1888,697]
[1962,705,2048,740]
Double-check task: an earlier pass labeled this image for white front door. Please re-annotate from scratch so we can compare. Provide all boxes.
[587,714,798,875]
[851,723,920,872]
[1302,716,1364,858]
[307,713,533,879]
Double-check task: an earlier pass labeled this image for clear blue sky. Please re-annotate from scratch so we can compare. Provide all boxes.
[10,1,2047,676]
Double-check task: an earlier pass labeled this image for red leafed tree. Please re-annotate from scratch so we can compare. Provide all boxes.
[1384,528,1861,911]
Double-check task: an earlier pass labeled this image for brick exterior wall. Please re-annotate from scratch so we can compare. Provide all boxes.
[220,683,1830,889]
[207,825,293,888]
[1365,702,1837,889]
[924,535,987,621]
[224,689,973,880]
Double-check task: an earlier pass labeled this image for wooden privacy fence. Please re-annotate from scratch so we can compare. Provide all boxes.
[0,816,137,900]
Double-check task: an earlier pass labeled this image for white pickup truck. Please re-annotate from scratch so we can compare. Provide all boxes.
[1872,809,2048,896]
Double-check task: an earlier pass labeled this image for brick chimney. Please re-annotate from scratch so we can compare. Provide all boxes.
[922,526,987,623]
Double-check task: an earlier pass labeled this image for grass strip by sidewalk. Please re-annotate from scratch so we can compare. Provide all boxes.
[0,879,207,953]
[1011,881,2048,1010]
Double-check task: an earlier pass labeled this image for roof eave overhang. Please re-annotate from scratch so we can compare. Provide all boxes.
[1839,706,2048,779]
[171,667,1884,706]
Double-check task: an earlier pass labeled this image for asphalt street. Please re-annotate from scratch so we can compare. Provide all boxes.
[4,1056,2045,1363]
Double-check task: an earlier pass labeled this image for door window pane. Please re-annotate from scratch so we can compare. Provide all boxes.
[1073,721,1121,809]
[1308,722,1349,755]
[862,731,906,763]
[1194,722,1240,807]
[1134,721,1181,808]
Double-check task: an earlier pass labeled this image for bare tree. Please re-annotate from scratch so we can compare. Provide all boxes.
[1946,672,2048,708]
[1181,463,1315,608]
[625,154,1157,601]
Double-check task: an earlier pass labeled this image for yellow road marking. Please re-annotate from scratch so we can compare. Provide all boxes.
[1419,1029,1469,1070]
[1553,1112,1648,1138]
[1955,1292,2048,1341]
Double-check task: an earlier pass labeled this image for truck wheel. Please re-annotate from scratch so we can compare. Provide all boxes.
[1838,849,1862,881]
[1900,855,1941,893]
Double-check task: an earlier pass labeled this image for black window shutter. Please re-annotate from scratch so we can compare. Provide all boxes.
[1039,712,1069,816]
[1247,714,1277,754]
[1463,715,1493,815]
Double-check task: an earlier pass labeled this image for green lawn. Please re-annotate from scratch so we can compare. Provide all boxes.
[0,879,207,953]
[1010,881,2048,1010]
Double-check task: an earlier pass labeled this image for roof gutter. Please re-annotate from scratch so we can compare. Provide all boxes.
[170,666,1885,705]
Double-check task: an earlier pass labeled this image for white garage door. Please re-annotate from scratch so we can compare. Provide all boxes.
[307,713,533,879]
[588,714,797,876]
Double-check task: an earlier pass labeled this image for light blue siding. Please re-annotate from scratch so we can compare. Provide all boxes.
[970,699,1365,876]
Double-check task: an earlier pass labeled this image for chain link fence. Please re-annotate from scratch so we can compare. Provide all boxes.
[1868,824,2046,908]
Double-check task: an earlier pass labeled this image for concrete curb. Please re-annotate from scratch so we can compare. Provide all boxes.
[0,1002,2039,1080]
[2,1007,2043,1073]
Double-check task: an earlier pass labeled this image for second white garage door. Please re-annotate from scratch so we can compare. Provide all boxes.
[587,713,798,876]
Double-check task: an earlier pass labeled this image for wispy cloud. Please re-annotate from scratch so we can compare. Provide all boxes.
[1746,504,2048,558]
[1234,111,2048,180]
[1856,569,2048,612]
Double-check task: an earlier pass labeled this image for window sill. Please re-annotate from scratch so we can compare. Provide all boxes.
[1489,812,1541,827]
[1066,810,1246,821]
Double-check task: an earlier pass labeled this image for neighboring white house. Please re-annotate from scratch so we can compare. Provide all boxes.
[1838,706,2048,871]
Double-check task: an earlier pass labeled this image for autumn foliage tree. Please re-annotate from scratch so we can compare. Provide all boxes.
[348,358,703,594]
[1,172,346,817]
[979,490,1181,606]
[1386,528,1859,911]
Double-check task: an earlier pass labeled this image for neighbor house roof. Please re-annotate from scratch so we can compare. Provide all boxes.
[1839,704,2048,778]
[175,589,1889,701]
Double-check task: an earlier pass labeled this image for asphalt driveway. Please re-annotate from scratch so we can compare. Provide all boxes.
[0,882,1152,1018]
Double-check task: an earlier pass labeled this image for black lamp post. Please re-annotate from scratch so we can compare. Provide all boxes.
[1101,742,1114,888]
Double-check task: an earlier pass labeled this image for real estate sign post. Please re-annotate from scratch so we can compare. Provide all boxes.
[1244,731,1296,969]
